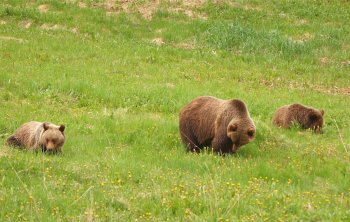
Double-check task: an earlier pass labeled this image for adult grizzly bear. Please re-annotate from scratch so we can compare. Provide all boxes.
[7,121,66,153]
[179,96,256,154]
[272,103,324,133]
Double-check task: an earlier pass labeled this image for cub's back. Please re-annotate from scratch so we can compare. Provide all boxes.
[15,121,43,148]
[272,105,290,127]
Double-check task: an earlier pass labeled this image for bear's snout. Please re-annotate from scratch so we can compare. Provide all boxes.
[46,142,55,150]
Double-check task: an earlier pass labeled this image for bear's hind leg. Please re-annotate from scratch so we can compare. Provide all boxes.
[6,135,22,147]
[180,129,201,153]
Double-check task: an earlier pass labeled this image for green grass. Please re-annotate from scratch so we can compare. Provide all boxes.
[0,0,350,221]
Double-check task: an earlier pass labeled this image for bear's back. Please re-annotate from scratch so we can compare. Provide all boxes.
[14,121,43,148]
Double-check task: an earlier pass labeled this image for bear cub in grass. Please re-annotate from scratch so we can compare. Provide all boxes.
[7,121,65,153]
[272,104,324,133]
[179,96,256,154]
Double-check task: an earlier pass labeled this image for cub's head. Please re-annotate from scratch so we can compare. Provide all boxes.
[40,123,65,153]
[305,109,324,133]
[227,120,256,153]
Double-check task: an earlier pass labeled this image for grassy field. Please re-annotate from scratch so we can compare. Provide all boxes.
[0,0,350,221]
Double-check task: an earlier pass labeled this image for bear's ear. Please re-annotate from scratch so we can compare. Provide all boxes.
[228,124,237,132]
[59,125,65,133]
[309,113,319,122]
[320,109,324,116]
[43,123,49,131]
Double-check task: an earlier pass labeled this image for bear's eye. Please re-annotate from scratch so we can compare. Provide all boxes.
[228,124,237,132]
[52,139,57,144]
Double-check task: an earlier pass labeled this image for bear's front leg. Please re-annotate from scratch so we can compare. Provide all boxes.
[211,136,232,154]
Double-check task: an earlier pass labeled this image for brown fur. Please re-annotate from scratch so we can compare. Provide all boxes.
[272,104,324,133]
[179,96,256,154]
[6,121,65,153]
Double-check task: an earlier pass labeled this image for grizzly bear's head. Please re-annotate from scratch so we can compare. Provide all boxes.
[40,123,65,153]
[305,109,324,133]
[227,120,256,152]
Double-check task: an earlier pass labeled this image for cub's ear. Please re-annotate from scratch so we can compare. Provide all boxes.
[228,124,237,132]
[309,113,319,122]
[43,123,49,131]
[59,125,65,132]
[320,109,325,116]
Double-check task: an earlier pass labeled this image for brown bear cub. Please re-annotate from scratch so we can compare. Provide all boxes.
[272,104,324,133]
[179,96,256,154]
[6,121,66,153]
